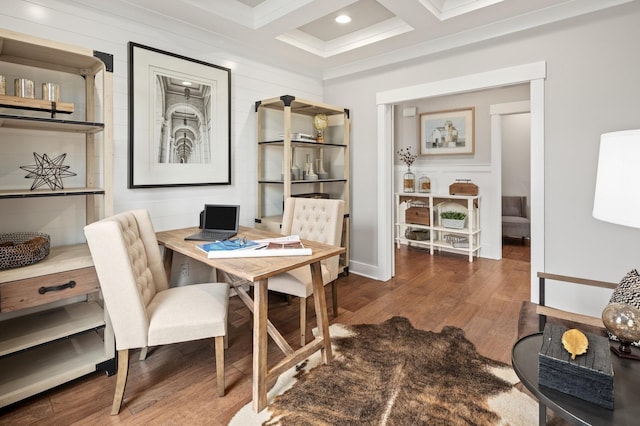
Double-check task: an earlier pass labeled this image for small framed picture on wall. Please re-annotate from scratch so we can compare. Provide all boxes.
[419,107,474,156]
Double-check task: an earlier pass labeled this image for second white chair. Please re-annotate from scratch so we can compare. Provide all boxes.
[267,197,345,346]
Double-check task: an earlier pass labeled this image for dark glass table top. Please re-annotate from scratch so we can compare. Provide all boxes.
[512,333,640,426]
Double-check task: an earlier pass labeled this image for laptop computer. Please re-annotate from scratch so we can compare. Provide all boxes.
[184,204,239,241]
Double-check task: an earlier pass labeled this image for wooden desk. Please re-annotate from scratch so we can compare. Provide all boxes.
[155,226,345,412]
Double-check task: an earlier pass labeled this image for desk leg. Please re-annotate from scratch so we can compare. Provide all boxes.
[310,261,333,364]
[253,278,268,412]
[161,246,174,283]
[538,402,546,426]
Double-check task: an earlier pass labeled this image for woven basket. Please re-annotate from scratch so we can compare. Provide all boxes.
[0,232,51,270]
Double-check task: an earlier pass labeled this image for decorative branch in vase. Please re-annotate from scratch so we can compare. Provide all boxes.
[397,146,418,193]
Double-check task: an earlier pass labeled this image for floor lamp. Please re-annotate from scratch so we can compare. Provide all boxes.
[593,129,640,360]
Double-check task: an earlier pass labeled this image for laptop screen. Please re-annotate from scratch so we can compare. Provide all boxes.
[202,204,239,232]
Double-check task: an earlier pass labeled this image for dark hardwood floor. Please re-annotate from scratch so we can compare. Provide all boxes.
[1,243,531,425]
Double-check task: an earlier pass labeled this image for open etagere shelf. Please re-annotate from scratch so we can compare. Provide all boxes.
[395,193,481,262]
[0,29,114,408]
[255,95,350,273]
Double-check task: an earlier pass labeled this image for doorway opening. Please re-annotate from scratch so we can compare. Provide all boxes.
[377,62,545,300]
[495,106,531,262]
[502,112,531,262]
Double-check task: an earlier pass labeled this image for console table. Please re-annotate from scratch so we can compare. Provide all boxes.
[395,193,480,262]
[512,333,640,425]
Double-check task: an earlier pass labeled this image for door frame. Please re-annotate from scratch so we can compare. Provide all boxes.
[376,61,545,300]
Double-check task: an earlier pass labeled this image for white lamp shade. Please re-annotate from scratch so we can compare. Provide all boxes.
[593,129,640,228]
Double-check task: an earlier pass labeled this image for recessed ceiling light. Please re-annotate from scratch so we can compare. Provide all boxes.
[335,15,351,24]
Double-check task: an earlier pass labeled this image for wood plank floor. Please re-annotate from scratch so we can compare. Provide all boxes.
[0,242,530,425]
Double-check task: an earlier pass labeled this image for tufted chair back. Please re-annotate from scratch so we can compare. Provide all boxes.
[84,209,169,350]
[85,209,230,415]
[268,197,345,346]
[281,197,345,281]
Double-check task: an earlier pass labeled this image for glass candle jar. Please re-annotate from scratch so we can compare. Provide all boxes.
[403,170,415,193]
[418,175,431,193]
[42,83,60,102]
[15,78,34,98]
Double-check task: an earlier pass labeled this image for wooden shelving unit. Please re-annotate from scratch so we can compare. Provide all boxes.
[395,193,481,262]
[255,95,350,272]
[0,29,114,408]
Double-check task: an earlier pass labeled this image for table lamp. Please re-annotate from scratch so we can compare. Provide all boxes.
[593,129,640,359]
[593,129,640,226]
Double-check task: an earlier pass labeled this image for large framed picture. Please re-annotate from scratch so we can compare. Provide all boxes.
[419,107,474,156]
[128,42,231,188]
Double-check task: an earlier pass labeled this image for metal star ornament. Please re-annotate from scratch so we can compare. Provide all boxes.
[20,152,77,190]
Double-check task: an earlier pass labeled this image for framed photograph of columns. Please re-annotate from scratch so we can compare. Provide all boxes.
[419,107,475,156]
[128,42,231,188]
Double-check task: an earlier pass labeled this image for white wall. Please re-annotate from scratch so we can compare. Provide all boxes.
[395,86,530,174]
[324,2,640,315]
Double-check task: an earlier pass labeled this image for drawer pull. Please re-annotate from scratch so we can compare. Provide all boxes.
[38,280,76,294]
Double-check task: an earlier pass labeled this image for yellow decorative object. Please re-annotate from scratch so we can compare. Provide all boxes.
[561,328,589,360]
[313,113,328,143]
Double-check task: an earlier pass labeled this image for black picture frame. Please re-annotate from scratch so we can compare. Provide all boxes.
[128,42,231,188]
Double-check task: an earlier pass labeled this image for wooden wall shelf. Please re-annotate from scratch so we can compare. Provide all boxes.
[0,114,103,133]
[0,94,74,114]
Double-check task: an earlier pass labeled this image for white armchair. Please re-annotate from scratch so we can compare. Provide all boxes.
[84,210,229,415]
[502,195,530,240]
[267,197,345,346]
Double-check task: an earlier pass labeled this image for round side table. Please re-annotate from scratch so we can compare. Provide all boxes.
[512,333,640,426]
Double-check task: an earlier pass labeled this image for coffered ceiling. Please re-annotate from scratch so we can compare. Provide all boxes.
[77,0,633,79]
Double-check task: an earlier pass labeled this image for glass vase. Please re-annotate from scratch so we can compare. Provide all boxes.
[418,175,431,193]
[290,146,300,180]
[403,169,415,193]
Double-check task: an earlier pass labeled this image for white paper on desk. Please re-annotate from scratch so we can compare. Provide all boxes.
[252,235,302,244]
[207,235,312,258]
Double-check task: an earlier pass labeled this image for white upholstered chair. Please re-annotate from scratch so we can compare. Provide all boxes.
[502,195,531,240]
[84,210,229,415]
[267,197,345,346]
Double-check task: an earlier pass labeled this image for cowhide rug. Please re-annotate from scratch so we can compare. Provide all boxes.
[230,316,537,425]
